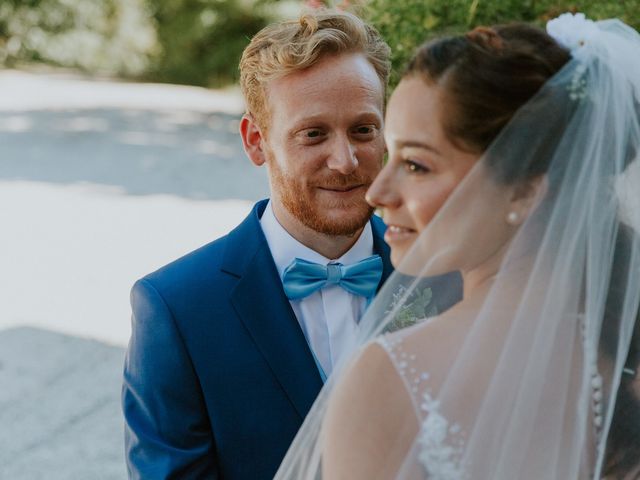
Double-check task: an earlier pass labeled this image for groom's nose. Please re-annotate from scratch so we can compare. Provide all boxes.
[326,134,358,175]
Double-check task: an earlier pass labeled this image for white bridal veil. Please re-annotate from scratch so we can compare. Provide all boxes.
[276,16,640,479]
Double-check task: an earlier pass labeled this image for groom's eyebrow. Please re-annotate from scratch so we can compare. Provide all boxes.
[291,110,383,128]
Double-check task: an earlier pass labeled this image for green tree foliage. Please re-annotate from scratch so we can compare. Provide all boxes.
[361,0,640,88]
[145,0,274,87]
[2,0,636,88]
[0,0,276,86]
[0,0,156,76]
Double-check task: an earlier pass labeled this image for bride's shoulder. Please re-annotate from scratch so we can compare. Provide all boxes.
[331,340,401,404]
[326,337,421,427]
[326,307,473,419]
[323,339,420,478]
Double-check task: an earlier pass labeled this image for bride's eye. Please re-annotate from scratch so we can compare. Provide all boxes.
[403,160,430,174]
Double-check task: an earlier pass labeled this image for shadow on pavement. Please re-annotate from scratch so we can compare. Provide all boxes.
[0,108,270,201]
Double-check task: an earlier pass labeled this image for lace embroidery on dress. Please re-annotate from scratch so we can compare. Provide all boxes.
[377,333,467,479]
[417,392,467,480]
[377,332,428,416]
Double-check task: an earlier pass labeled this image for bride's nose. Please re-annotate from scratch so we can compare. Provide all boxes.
[366,164,400,209]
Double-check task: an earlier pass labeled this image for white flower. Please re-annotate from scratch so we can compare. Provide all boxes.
[546,13,599,54]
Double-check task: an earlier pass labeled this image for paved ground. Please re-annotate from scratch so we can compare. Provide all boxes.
[0,327,126,479]
[0,70,269,478]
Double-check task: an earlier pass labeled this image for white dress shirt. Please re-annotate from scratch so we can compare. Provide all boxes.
[260,201,374,379]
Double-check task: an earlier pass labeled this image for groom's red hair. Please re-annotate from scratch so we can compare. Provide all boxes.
[239,9,390,133]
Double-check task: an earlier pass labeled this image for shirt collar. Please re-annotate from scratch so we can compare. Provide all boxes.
[260,201,374,278]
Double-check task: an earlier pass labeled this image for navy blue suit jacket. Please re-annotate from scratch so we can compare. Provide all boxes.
[122,199,393,479]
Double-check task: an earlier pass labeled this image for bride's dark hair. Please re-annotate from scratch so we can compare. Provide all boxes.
[403,23,640,477]
[405,24,570,155]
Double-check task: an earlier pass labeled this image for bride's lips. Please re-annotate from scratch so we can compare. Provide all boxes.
[384,224,417,244]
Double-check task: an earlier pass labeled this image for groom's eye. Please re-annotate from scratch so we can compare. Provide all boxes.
[295,128,326,144]
[352,125,378,138]
[298,128,324,139]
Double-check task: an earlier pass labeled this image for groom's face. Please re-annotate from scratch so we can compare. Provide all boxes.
[261,52,385,236]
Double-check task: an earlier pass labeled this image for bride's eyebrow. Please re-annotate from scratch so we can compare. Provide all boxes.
[397,140,442,156]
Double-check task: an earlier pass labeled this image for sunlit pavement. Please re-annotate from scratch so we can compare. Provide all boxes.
[0,70,269,478]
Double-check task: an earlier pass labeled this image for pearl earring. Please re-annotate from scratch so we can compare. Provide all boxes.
[506,211,519,225]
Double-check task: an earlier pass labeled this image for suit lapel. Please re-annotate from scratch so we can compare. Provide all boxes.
[223,201,323,419]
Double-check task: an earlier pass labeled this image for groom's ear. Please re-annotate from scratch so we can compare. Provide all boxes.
[240,114,267,167]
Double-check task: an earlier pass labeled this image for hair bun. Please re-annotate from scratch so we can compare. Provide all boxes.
[466,26,504,50]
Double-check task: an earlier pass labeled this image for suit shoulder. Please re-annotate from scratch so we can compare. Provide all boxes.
[139,234,231,294]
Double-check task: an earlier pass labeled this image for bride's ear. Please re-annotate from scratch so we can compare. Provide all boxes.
[506,175,547,226]
[240,114,267,167]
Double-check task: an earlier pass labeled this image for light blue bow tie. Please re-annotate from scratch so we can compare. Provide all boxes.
[282,255,383,300]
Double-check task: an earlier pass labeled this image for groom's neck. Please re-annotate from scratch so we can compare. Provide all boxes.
[271,202,365,260]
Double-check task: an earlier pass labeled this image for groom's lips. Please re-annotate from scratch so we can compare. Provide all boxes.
[317,184,366,194]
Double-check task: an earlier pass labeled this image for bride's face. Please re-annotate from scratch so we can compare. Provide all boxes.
[366,77,481,266]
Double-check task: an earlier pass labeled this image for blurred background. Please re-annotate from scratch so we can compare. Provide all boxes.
[1,0,638,478]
